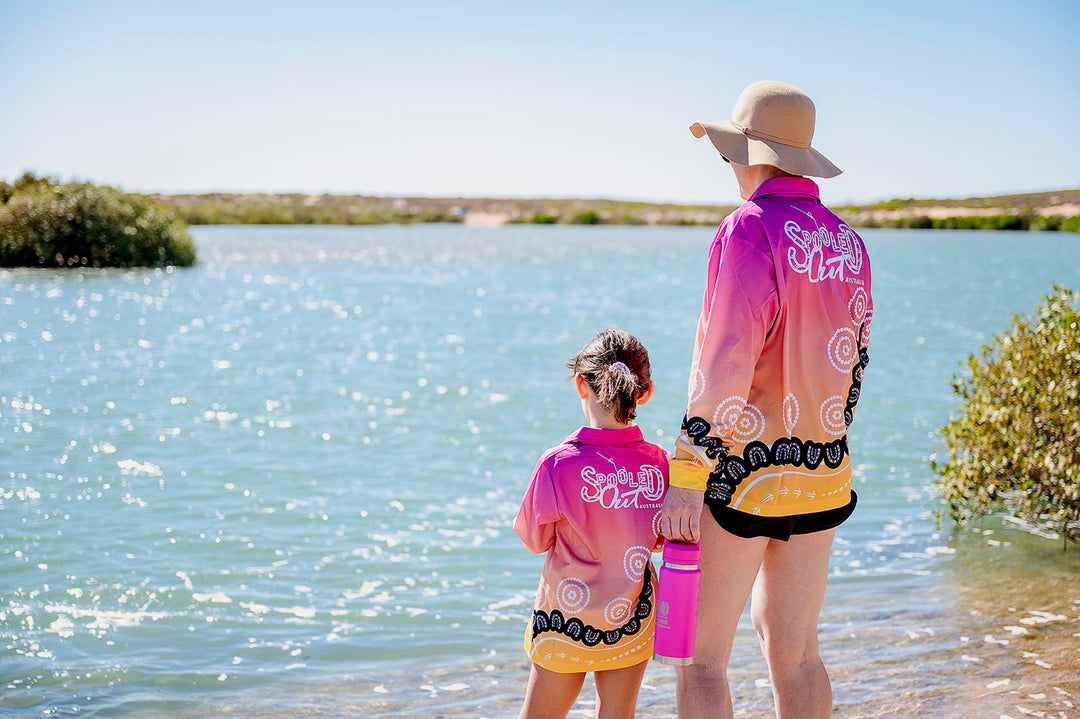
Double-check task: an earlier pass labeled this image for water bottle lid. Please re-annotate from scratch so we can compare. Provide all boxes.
[662,539,701,564]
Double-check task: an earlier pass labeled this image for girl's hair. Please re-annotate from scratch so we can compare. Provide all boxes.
[566,328,652,425]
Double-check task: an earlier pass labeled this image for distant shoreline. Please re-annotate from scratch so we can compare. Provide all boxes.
[151,188,1080,232]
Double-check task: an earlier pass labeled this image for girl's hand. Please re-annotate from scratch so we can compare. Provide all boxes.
[660,486,704,544]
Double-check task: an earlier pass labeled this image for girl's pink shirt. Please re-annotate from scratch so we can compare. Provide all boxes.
[514,425,668,671]
[515,426,667,559]
[671,176,872,516]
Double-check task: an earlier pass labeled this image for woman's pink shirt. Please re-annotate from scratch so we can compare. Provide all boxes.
[671,177,872,517]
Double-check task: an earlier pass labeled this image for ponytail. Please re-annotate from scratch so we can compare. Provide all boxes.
[567,330,652,424]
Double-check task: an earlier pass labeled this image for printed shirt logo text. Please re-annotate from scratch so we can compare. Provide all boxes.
[785,218,863,282]
[580,465,665,509]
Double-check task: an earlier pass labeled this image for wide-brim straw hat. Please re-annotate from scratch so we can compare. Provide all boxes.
[690,81,842,178]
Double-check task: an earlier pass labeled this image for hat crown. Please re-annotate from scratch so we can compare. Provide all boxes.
[731,81,816,148]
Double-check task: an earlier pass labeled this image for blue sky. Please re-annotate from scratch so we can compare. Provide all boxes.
[1,0,1077,205]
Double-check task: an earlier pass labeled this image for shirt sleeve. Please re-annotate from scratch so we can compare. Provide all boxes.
[513,458,560,553]
[670,219,779,491]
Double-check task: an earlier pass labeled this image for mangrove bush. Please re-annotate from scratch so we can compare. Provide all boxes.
[0,173,196,268]
[932,286,1080,549]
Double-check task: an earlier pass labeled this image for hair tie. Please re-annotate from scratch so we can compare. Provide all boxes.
[610,361,632,374]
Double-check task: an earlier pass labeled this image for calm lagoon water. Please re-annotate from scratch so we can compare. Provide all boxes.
[2,225,1079,718]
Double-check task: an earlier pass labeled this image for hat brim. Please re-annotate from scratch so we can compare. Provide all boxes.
[690,121,843,179]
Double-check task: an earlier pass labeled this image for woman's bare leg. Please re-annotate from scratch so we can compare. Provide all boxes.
[750,529,835,719]
[675,515,769,719]
[593,660,649,719]
[518,662,585,719]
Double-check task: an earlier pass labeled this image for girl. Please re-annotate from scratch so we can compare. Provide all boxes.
[514,329,669,719]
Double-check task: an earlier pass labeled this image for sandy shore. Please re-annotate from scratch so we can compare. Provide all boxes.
[844,201,1080,225]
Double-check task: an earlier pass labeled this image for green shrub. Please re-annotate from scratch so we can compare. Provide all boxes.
[932,285,1080,549]
[992,214,1028,231]
[1030,215,1063,232]
[0,173,196,268]
[572,210,602,225]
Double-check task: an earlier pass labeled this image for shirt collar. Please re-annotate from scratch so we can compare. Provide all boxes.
[564,425,645,446]
[748,176,820,203]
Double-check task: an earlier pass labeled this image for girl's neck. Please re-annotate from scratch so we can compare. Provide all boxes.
[581,395,632,431]
[588,418,632,431]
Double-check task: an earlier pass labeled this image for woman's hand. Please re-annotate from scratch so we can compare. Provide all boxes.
[660,486,704,544]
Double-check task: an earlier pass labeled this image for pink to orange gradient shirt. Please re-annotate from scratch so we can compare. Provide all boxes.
[671,177,872,518]
[514,425,668,672]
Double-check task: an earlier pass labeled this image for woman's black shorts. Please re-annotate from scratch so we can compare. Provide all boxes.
[707,491,858,541]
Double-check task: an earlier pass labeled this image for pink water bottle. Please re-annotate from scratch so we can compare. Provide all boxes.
[653,540,701,665]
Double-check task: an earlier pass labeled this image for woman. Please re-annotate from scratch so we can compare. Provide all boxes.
[660,81,873,719]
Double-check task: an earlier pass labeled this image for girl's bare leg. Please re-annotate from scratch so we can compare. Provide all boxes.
[518,662,585,719]
[593,659,649,719]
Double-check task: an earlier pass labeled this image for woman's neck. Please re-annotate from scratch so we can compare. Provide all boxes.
[736,164,799,200]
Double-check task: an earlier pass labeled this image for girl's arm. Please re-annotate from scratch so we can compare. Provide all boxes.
[513,461,559,554]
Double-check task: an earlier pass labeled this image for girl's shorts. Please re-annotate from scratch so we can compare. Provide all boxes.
[707,491,857,541]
